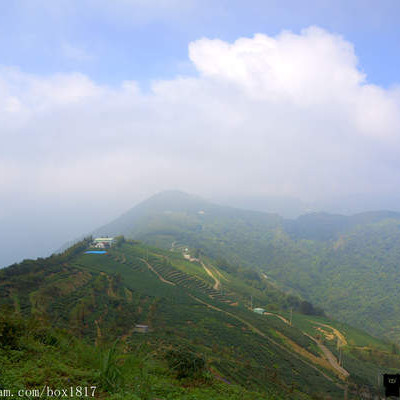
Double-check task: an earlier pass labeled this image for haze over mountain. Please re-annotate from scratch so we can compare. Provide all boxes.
[93,190,400,343]
[219,193,400,219]
[5,189,400,269]
[2,2,400,270]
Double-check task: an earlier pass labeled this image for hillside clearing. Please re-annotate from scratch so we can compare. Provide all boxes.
[312,321,348,346]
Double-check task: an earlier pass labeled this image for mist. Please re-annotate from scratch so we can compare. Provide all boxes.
[2,27,400,267]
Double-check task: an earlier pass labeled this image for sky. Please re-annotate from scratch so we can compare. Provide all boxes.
[1,0,400,267]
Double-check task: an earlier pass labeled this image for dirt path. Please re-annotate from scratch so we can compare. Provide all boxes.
[275,331,338,373]
[189,295,337,384]
[305,333,349,378]
[94,306,108,347]
[140,258,176,286]
[201,261,220,290]
[312,321,348,346]
[264,312,290,325]
[263,312,349,379]
[257,310,348,379]
[94,320,101,346]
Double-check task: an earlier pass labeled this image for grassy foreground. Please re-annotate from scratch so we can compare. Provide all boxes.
[0,311,288,399]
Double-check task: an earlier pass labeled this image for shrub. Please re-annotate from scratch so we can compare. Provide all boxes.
[165,348,206,379]
[0,316,22,350]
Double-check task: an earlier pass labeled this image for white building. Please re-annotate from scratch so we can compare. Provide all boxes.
[93,237,115,248]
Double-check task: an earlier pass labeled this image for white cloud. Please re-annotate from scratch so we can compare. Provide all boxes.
[1,27,400,212]
[191,28,363,109]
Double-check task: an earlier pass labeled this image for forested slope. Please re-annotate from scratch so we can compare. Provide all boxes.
[94,191,400,342]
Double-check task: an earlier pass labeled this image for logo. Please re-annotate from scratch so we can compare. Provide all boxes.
[384,374,400,398]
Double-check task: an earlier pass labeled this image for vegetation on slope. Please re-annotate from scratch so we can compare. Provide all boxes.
[1,310,286,400]
[1,237,399,398]
[94,191,400,343]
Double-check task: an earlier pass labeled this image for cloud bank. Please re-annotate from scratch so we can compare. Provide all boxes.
[1,27,400,217]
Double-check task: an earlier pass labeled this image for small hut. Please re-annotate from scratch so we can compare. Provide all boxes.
[134,324,149,333]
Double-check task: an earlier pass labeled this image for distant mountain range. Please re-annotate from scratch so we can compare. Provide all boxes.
[215,192,400,218]
[2,189,400,269]
[94,190,400,343]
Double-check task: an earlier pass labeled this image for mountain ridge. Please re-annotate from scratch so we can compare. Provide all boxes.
[95,190,400,241]
[89,191,400,343]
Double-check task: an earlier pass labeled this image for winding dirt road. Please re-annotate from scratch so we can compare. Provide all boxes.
[264,311,349,379]
[305,333,349,378]
[201,261,220,290]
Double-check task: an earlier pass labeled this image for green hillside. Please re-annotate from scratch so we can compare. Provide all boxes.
[1,238,398,398]
[94,191,400,343]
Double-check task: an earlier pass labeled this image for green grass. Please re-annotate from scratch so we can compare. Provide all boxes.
[0,312,289,400]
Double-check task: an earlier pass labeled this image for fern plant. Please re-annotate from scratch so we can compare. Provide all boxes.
[99,340,124,392]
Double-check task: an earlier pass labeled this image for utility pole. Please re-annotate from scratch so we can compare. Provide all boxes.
[341,349,344,367]
[290,308,293,326]
[250,296,253,310]
[340,348,343,367]
[377,369,381,397]
[338,348,343,367]
[377,371,379,390]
